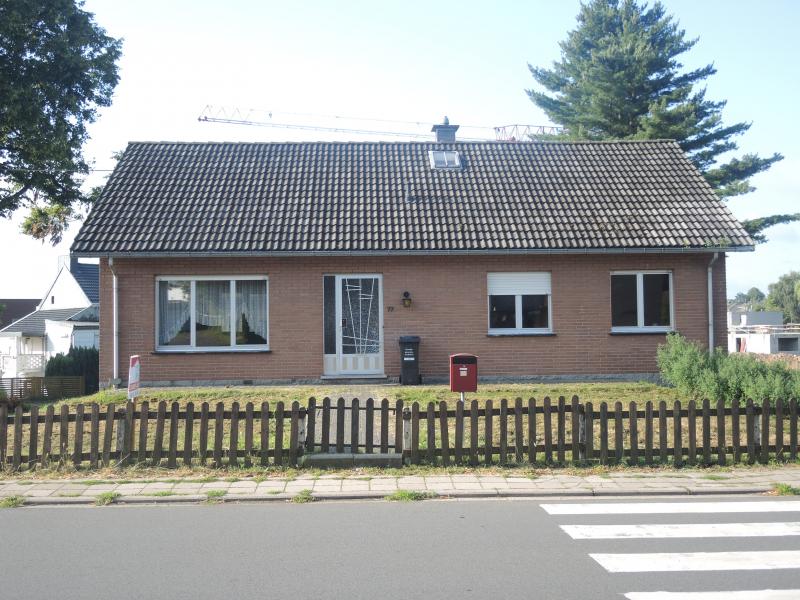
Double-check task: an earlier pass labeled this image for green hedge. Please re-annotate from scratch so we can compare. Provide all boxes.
[657,333,800,405]
[45,346,99,394]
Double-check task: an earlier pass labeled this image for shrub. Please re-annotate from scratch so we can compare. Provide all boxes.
[657,333,800,405]
[45,346,99,394]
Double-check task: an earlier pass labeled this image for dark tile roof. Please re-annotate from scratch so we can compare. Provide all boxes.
[0,308,86,337]
[0,299,40,329]
[72,140,754,255]
[70,262,99,303]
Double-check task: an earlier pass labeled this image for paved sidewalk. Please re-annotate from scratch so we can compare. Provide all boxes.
[2,467,799,505]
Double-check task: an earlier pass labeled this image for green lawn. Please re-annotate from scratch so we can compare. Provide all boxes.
[54,381,683,409]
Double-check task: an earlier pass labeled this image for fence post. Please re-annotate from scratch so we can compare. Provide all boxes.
[673,400,682,468]
[775,398,784,462]
[578,404,586,463]
[289,401,300,466]
[528,398,537,464]
[629,401,638,466]
[402,406,412,464]
[717,398,726,466]
[439,401,450,467]
[752,403,761,464]
[411,402,420,464]
[0,403,7,471]
[599,402,608,466]
[305,398,316,455]
[28,405,39,469]
[455,399,465,464]
[584,402,593,463]
[747,399,756,465]
[298,404,308,456]
[760,399,770,464]
[570,396,579,466]
[426,402,436,465]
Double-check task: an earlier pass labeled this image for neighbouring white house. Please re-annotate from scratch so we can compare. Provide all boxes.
[727,310,800,355]
[0,257,99,378]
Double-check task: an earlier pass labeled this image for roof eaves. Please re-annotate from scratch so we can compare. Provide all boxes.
[72,245,755,259]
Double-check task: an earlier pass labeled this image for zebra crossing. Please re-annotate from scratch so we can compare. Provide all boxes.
[541,499,800,599]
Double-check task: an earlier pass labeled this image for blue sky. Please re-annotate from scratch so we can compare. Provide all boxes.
[1,0,798,298]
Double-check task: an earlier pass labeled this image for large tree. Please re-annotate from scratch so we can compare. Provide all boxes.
[0,0,121,244]
[527,0,797,242]
[765,271,800,323]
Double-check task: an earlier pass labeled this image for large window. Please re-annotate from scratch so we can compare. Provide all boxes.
[156,276,268,351]
[611,271,673,332]
[487,273,552,334]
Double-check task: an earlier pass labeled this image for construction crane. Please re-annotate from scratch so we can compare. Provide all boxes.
[493,124,565,141]
[197,105,564,141]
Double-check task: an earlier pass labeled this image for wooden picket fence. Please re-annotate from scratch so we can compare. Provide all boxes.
[0,396,798,471]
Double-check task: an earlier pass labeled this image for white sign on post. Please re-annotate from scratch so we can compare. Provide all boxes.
[127,355,141,400]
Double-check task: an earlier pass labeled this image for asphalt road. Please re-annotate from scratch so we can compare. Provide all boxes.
[2,496,800,599]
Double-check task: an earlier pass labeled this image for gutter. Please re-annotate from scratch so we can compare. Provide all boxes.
[707,252,720,353]
[72,246,755,259]
[108,257,120,387]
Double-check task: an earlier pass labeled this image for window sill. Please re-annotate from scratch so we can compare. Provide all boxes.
[609,330,672,336]
[487,332,555,337]
[152,349,272,355]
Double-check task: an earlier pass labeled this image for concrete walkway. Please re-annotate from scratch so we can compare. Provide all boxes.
[2,467,800,505]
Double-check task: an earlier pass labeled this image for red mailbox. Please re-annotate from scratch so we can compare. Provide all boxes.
[450,353,478,393]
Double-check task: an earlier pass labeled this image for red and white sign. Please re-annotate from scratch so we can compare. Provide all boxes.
[127,355,141,400]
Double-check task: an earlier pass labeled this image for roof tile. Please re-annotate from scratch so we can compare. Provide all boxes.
[72,140,753,254]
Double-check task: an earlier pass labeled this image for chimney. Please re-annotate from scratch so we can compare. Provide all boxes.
[431,116,459,143]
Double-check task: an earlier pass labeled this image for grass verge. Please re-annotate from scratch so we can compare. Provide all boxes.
[205,489,227,503]
[291,489,314,503]
[773,483,800,496]
[0,495,25,508]
[94,492,120,506]
[385,490,438,502]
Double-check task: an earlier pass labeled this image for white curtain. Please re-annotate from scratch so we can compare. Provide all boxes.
[195,280,231,331]
[236,280,267,344]
[158,281,190,345]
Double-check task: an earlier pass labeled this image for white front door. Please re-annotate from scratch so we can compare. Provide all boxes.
[323,275,384,376]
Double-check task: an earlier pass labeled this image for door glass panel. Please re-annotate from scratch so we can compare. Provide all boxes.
[611,275,637,327]
[642,273,671,327]
[341,278,380,355]
[235,280,268,345]
[158,281,191,346]
[195,280,231,346]
[323,276,336,355]
[489,295,516,329]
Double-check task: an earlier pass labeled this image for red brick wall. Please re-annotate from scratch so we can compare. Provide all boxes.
[99,253,728,385]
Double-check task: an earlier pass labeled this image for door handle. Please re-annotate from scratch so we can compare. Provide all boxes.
[341,319,347,328]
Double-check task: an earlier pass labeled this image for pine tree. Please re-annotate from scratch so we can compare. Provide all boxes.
[527,0,797,242]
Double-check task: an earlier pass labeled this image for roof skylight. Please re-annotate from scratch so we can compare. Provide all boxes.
[428,150,461,169]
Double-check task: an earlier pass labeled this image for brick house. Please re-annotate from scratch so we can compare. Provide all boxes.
[71,122,753,387]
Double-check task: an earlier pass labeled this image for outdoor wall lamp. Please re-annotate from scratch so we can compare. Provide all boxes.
[402,291,413,308]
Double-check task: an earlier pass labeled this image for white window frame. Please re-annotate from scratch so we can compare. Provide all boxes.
[154,275,269,352]
[487,273,553,335]
[610,270,674,333]
[428,150,461,169]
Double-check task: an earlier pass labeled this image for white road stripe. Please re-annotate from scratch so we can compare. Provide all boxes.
[562,521,800,539]
[541,501,800,515]
[591,550,800,572]
[624,591,800,600]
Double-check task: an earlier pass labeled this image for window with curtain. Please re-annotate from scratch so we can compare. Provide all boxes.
[156,277,268,350]
[487,272,552,334]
